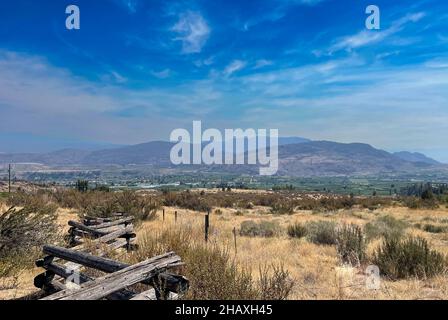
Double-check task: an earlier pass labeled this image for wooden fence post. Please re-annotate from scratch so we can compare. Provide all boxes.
[205,211,210,242]
[163,209,165,222]
[175,211,178,223]
[233,227,237,254]
[8,164,11,193]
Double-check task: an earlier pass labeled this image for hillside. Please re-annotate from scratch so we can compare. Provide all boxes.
[0,139,444,177]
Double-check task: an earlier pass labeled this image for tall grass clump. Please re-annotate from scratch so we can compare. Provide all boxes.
[372,236,446,280]
[287,223,307,238]
[422,224,447,234]
[336,224,366,266]
[239,220,281,238]
[258,264,294,300]
[270,201,295,215]
[364,215,408,241]
[305,220,337,245]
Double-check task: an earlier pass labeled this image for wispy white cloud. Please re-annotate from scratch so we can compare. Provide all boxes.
[172,11,210,54]
[223,60,247,77]
[253,59,274,69]
[150,69,172,79]
[330,12,426,53]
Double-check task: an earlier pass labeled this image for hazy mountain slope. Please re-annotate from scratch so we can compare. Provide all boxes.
[0,149,91,165]
[81,141,173,165]
[0,139,442,177]
[276,141,431,176]
[393,151,440,165]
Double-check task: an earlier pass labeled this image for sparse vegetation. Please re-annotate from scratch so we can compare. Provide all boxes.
[305,220,337,245]
[364,215,408,241]
[287,223,307,238]
[3,184,448,300]
[422,224,447,234]
[0,205,60,272]
[372,236,446,280]
[239,220,281,238]
[128,227,294,300]
[336,224,366,266]
[270,201,295,215]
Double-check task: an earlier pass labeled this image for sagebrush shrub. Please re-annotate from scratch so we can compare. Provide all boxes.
[0,205,59,268]
[372,236,446,280]
[336,224,366,266]
[258,264,294,300]
[305,220,337,245]
[287,223,307,238]
[239,220,281,238]
[270,201,295,215]
[364,215,408,241]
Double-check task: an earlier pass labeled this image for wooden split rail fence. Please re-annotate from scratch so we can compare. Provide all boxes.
[33,213,189,300]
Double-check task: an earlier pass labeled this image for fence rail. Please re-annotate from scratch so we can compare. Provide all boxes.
[34,214,189,300]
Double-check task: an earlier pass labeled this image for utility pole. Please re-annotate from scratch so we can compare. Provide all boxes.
[8,164,12,193]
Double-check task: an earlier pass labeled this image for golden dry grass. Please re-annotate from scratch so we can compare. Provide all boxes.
[135,205,448,300]
[2,198,448,300]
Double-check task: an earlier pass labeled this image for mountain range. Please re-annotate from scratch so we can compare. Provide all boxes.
[0,138,444,177]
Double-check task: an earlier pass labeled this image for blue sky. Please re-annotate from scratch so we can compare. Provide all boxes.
[0,0,447,161]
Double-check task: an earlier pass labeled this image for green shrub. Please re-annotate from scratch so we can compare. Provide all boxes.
[364,215,408,241]
[336,224,366,265]
[305,220,337,245]
[372,236,446,280]
[423,224,447,234]
[239,220,281,238]
[287,223,307,238]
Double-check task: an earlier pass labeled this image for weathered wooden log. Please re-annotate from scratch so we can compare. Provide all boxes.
[130,289,179,300]
[36,262,136,300]
[68,221,110,237]
[41,252,181,300]
[89,217,134,230]
[41,245,188,293]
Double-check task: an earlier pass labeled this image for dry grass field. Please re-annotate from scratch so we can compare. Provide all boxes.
[1,189,448,300]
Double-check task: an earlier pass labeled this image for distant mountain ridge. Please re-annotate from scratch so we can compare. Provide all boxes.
[393,151,440,165]
[0,138,444,177]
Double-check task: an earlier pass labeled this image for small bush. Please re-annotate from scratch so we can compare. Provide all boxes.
[270,201,295,215]
[423,224,447,234]
[240,220,281,238]
[287,223,307,238]
[336,224,366,266]
[0,205,59,268]
[364,215,408,241]
[401,196,438,210]
[258,264,294,300]
[305,220,337,245]
[372,236,446,280]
